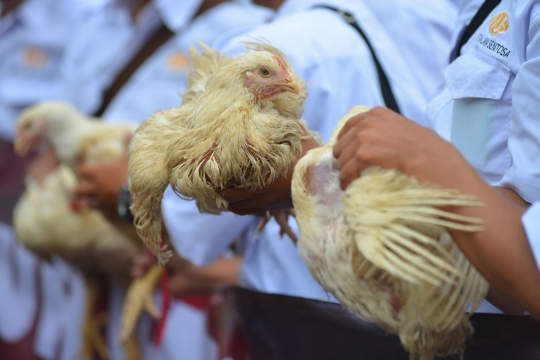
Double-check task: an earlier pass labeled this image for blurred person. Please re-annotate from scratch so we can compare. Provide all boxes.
[67,0,272,359]
[0,1,120,360]
[0,1,182,359]
[332,106,540,319]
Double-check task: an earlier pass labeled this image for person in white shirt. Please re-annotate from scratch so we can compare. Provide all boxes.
[332,106,540,319]
[69,1,272,359]
[58,0,162,115]
[0,0,99,141]
[165,0,463,302]
[427,0,540,207]
[0,2,118,359]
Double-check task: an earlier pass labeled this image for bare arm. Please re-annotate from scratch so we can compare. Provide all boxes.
[168,257,241,297]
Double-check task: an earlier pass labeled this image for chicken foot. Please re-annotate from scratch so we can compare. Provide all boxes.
[119,265,163,344]
[80,278,109,360]
[256,209,298,244]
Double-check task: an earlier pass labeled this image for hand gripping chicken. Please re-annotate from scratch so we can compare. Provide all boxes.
[13,101,162,359]
[129,43,309,264]
[292,106,489,360]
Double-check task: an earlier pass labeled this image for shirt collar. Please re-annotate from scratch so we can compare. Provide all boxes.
[153,0,204,31]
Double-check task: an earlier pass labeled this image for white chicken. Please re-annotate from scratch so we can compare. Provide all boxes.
[128,43,309,264]
[291,106,488,360]
[13,101,161,359]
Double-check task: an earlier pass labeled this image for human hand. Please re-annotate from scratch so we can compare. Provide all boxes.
[332,107,462,190]
[130,250,156,278]
[217,134,320,215]
[74,156,129,217]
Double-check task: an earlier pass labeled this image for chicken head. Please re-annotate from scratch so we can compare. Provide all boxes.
[243,53,300,98]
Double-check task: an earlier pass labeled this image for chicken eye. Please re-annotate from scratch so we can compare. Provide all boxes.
[259,68,270,77]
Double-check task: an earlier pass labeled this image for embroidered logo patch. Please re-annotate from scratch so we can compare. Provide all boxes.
[21,47,48,69]
[166,52,190,72]
[489,12,509,35]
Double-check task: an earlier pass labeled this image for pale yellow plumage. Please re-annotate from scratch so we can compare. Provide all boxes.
[13,101,158,358]
[291,106,488,360]
[14,165,137,267]
[129,43,308,264]
[14,101,139,273]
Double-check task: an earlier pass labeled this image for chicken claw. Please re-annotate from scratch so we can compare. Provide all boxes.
[119,265,164,344]
[80,280,109,360]
[256,209,298,244]
[255,211,271,233]
[81,311,109,360]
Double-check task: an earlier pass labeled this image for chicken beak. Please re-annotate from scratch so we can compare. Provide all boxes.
[280,81,300,95]
[14,132,31,156]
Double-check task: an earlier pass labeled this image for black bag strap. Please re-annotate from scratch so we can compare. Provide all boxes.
[450,0,502,62]
[315,5,401,114]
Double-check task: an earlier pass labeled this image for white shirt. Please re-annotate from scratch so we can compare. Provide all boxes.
[0,223,87,360]
[58,1,162,115]
[103,1,272,122]
[100,0,272,269]
[523,203,540,271]
[427,0,540,203]
[100,3,271,359]
[221,0,457,140]
[169,0,458,301]
[0,0,98,141]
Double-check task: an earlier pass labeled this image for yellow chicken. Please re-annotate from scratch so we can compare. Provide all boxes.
[14,101,163,359]
[291,106,488,360]
[128,43,309,264]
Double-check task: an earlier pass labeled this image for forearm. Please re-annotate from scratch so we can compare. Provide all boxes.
[449,190,540,318]
[168,256,241,297]
[186,257,241,291]
[416,154,540,318]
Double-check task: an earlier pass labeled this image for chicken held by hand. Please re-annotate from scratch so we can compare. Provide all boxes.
[292,106,489,360]
[129,43,310,264]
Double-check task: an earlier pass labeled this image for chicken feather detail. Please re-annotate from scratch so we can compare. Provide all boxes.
[291,106,488,360]
[129,43,309,264]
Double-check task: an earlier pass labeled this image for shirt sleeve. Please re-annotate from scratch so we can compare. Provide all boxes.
[522,203,540,272]
[499,10,540,202]
[161,186,256,266]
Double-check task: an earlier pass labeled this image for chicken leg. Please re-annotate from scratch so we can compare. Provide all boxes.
[119,265,163,344]
[256,209,298,243]
[80,278,109,360]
